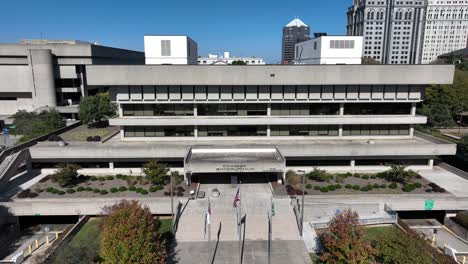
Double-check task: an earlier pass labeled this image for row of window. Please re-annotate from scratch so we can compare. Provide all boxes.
[123,125,410,137]
[121,103,412,117]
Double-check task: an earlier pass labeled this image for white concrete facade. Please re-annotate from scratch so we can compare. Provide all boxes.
[294,36,363,64]
[144,35,198,65]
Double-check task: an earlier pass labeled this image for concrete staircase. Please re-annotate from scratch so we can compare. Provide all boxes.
[0,149,31,192]
[176,184,301,242]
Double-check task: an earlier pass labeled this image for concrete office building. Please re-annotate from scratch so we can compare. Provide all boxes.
[0,39,144,117]
[28,64,456,183]
[144,35,198,65]
[347,0,468,64]
[198,52,265,65]
[282,18,310,64]
[421,0,468,64]
[294,36,364,64]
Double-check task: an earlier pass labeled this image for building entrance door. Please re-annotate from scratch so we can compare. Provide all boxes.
[230,175,238,184]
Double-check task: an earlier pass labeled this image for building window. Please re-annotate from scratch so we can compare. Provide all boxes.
[124,126,194,137]
[270,125,339,136]
[271,103,340,116]
[342,124,410,136]
[330,40,355,49]
[344,103,412,115]
[198,126,267,137]
[161,40,171,56]
[198,104,267,116]
[122,104,194,116]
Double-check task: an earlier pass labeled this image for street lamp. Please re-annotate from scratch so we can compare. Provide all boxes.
[297,170,306,236]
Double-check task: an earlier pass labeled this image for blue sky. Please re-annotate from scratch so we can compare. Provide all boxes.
[0,0,351,63]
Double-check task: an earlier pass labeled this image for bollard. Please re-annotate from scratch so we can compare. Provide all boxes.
[46,236,50,245]
[463,256,466,264]
[432,235,436,246]
[28,244,32,254]
[55,232,59,240]
[35,239,38,249]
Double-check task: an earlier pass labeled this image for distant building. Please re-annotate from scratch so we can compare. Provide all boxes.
[144,35,198,65]
[282,18,310,64]
[0,39,144,117]
[347,0,468,64]
[198,52,265,65]
[294,36,363,64]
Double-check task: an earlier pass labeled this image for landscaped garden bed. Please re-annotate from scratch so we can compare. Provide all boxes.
[275,165,448,196]
[16,162,194,199]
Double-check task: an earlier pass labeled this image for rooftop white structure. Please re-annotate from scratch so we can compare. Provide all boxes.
[286,18,308,28]
[294,36,363,65]
[198,51,265,65]
[144,35,198,65]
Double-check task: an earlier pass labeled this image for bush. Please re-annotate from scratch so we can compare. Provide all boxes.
[93,135,102,142]
[136,188,144,193]
[370,175,377,179]
[177,192,184,197]
[295,189,304,195]
[402,184,415,192]
[381,164,417,183]
[373,183,380,189]
[389,182,398,189]
[360,186,369,192]
[90,176,98,181]
[314,186,321,190]
[353,185,360,190]
[98,177,106,182]
[51,164,81,187]
[86,187,93,191]
[140,190,149,195]
[414,182,422,188]
[307,168,332,182]
[17,189,31,198]
[46,187,54,192]
[367,184,374,191]
[328,185,336,191]
[106,176,114,180]
[362,175,370,180]
[51,188,59,194]
[58,191,66,195]
[144,161,169,186]
[77,186,85,192]
[380,184,387,189]
[286,174,300,185]
[126,178,137,187]
[335,184,342,189]
[100,190,108,195]
[28,192,39,198]
[320,187,329,193]
[129,186,137,191]
[119,186,127,192]
[110,187,118,193]
[66,188,76,194]
[353,173,361,178]
[345,184,352,189]
[306,184,313,189]
[93,188,100,193]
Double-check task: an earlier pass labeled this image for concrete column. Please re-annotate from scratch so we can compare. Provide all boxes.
[194,126,198,137]
[28,49,57,109]
[428,159,434,168]
[339,103,344,116]
[118,104,123,118]
[339,125,343,137]
[193,104,198,117]
[410,126,414,137]
[267,125,271,137]
[109,162,114,170]
[411,103,416,116]
[267,103,271,116]
[350,160,356,167]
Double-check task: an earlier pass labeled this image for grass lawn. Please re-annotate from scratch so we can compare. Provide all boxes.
[364,225,397,241]
[158,218,173,235]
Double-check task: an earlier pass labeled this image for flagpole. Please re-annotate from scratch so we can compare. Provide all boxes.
[208,198,211,264]
[268,209,271,264]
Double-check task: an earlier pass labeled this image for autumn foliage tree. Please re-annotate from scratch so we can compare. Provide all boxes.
[319,209,376,264]
[99,200,167,264]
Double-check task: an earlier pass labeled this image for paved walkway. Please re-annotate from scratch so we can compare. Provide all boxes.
[418,167,468,197]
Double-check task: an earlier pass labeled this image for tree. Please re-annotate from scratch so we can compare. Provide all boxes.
[51,164,81,187]
[231,60,247,65]
[13,109,65,142]
[99,200,167,264]
[319,209,375,264]
[361,57,380,65]
[79,92,116,125]
[143,161,169,186]
[458,136,468,157]
[378,164,417,183]
[307,168,332,182]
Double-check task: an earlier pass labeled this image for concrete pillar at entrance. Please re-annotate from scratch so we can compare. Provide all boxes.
[267,103,271,116]
[194,126,198,137]
[109,162,114,170]
[428,159,434,168]
[411,103,416,116]
[194,104,198,117]
[267,126,271,137]
[339,125,343,137]
[410,126,414,137]
[339,103,344,116]
[350,160,355,167]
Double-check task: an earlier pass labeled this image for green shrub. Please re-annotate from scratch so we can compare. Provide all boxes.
[110,187,118,193]
[149,186,158,192]
[58,191,66,195]
[360,186,369,192]
[402,184,416,192]
[51,164,81,187]
[320,187,329,193]
[353,185,360,190]
[136,188,143,193]
[116,174,123,179]
[389,182,398,189]
[98,177,106,182]
[370,175,377,179]
[90,176,98,181]
[119,186,127,192]
[140,190,149,195]
[314,186,321,190]
[373,183,380,189]
[367,184,374,191]
[77,186,85,192]
[362,175,370,180]
[414,182,422,188]
[306,184,313,189]
[66,188,75,194]
[85,187,92,191]
[328,185,336,191]
[335,184,342,189]
[93,188,100,193]
[345,184,352,189]
[51,188,59,194]
[46,187,54,192]
[100,190,108,195]
[307,168,332,182]
[129,186,137,191]
[353,173,361,178]
[380,184,387,189]
[106,176,114,180]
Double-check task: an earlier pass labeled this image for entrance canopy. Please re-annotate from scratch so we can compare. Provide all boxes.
[184,146,285,174]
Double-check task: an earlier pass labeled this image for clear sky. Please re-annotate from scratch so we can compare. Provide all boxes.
[0,0,351,63]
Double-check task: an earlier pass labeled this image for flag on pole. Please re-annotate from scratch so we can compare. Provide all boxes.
[233,187,240,208]
[204,199,212,237]
[271,200,276,217]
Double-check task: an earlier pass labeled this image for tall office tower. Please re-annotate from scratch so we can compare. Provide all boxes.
[421,0,468,64]
[347,0,468,64]
[282,18,310,64]
[347,0,426,64]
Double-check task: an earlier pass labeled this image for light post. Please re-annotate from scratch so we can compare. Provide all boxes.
[170,171,174,234]
[297,170,305,236]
